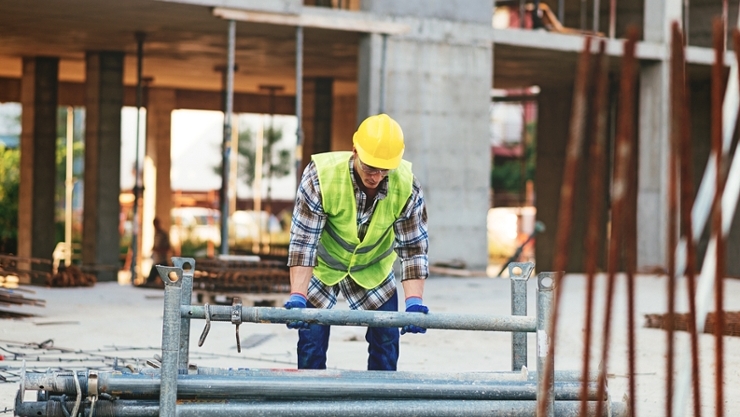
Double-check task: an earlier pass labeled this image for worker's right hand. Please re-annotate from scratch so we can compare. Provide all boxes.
[283,293,310,329]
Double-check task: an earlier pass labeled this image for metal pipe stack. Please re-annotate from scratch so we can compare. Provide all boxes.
[13,258,629,416]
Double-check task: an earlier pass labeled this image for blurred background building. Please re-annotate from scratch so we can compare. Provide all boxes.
[0,0,736,283]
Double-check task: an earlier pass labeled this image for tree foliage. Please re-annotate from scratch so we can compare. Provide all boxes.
[0,144,20,253]
[215,120,292,200]
[490,123,536,193]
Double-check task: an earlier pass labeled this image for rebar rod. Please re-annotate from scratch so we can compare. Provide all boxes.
[579,38,608,417]
[539,35,592,417]
[667,22,684,417]
[595,27,638,417]
[675,23,740,415]
[15,399,629,417]
[674,23,702,417]
[710,19,726,417]
[182,305,537,332]
[23,372,603,401]
[509,262,534,371]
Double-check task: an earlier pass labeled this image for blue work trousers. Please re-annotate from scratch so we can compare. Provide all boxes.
[297,292,400,370]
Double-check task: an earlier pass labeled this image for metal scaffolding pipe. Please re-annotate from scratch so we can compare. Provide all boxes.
[157,266,183,417]
[294,25,304,187]
[182,305,537,332]
[172,257,195,372]
[219,19,236,255]
[24,368,601,391]
[24,372,602,402]
[15,399,629,417]
[191,367,600,382]
[509,262,534,371]
[129,31,145,284]
[537,272,555,417]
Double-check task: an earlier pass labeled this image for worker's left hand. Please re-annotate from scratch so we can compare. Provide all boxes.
[401,296,429,335]
[284,293,310,329]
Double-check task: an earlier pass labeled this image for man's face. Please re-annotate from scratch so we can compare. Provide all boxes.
[353,150,390,190]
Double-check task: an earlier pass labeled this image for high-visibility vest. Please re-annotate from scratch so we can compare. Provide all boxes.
[312,152,413,289]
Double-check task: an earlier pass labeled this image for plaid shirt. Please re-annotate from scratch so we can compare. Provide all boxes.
[287,155,429,310]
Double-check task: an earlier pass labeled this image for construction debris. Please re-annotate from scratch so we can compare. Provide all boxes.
[644,311,740,337]
[46,264,96,288]
[0,275,46,318]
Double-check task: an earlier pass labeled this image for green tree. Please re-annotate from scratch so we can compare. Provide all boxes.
[490,123,536,195]
[0,144,20,253]
[216,120,292,202]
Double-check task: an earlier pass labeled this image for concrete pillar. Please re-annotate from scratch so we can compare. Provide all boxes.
[534,85,594,272]
[313,78,333,154]
[685,78,740,276]
[357,32,384,124]
[141,87,175,275]
[359,0,493,269]
[18,57,58,283]
[636,0,682,271]
[300,79,315,172]
[82,52,124,282]
[332,86,357,151]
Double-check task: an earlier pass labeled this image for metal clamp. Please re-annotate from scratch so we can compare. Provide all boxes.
[198,303,211,347]
[87,371,98,417]
[232,297,243,353]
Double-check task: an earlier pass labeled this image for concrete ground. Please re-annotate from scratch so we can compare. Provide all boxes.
[1,272,739,415]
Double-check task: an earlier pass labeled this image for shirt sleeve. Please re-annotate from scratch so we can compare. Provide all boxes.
[394,176,429,281]
[287,161,327,267]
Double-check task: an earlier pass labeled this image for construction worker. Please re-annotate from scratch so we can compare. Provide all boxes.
[146,217,172,285]
[285,113,429,371]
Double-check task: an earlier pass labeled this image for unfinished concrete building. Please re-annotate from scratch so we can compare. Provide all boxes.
[0,0,736,281]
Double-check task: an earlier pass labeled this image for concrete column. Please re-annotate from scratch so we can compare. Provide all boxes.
[18,57,58,283]
[300,78,334,168]
[299,79,315,172]
[82,51,124,282]
[332,86,357,151]
[685,78,740,276]
[534,85,594,272]
[359,0,493,269]
[141,87,175,274]
[357,32,384,124]
[637,0,682,270]
[313,78,333,155]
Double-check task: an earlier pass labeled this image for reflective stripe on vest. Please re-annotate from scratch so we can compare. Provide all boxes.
[312,151,413,289]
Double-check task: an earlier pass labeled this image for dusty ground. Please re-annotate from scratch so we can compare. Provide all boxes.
[1,272,739,415]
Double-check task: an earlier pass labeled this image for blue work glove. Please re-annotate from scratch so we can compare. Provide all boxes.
[284,293,310,329]
[401,296,429,335]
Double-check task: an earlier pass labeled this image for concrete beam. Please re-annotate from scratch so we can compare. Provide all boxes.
[212,5,410,34]
[491,28,735,66]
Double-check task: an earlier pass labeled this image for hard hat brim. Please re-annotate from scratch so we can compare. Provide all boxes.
[354,144,403,170]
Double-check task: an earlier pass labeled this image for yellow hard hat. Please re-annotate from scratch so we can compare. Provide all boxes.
[353,114,405,170]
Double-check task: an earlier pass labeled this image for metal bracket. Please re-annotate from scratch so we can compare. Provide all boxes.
[232,297,243,353]
[508,262,535,281]
[198,303,211,347]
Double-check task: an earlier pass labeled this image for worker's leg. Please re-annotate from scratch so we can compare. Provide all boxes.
[365,291,399,371]
[297,301,331,369]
